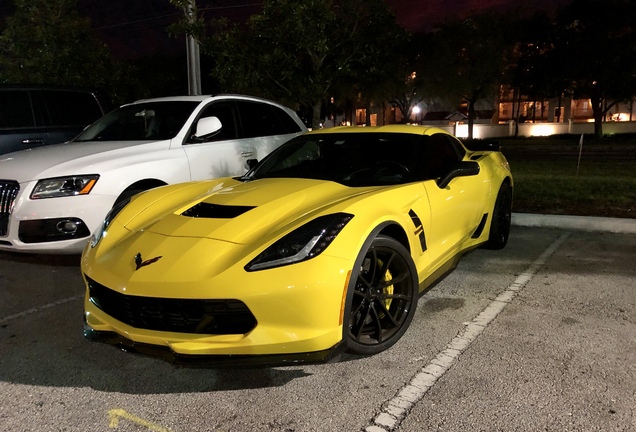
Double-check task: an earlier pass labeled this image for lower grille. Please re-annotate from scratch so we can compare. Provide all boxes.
[0,180,19,237]
[86,277,257,335]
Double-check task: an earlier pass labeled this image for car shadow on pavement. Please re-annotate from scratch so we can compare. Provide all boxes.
[0,297,315,394]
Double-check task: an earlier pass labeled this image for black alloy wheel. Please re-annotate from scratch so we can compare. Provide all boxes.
[345,235,418,355]
[484,182,512,250]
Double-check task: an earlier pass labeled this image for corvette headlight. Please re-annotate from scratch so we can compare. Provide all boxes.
[31,175,99,199]
[245,213,354,271]
[89,197,131,248]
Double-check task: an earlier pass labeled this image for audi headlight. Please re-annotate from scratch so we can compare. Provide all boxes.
[31,175,100,199]
[245,213,353,271]
[89,197,131,248]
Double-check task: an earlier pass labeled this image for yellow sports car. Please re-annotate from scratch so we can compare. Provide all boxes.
[81,125,513,366]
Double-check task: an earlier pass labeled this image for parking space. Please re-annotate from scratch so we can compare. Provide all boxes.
[1,227,634,431]
[396,229,636,432]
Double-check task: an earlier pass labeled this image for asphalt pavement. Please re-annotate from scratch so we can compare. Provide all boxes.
[1,213,634,431]
[365,214,636,431]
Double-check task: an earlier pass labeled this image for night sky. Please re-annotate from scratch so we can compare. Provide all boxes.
[1,0,574,59]
[387,0,573,33]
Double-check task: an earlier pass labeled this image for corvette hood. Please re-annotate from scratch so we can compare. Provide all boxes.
[0,139,169,182]
[141,178,377,245]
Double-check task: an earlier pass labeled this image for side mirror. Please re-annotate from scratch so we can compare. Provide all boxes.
[246,158,258,170]
[437,161,480,189]
[194,116,222,138]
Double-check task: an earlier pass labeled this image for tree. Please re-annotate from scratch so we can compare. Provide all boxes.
[206,0,408,129]
[378,33,426,124]
[417,13,514,139]
[388,70,425,124]
[552,0,636,138]
[339,1,411,126]
[0,0,132,103]
[502,12,562,135]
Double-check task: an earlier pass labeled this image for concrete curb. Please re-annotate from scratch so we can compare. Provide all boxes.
[512,213,636,234]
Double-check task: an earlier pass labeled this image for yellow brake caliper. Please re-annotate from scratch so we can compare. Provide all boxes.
[381,263,394,313]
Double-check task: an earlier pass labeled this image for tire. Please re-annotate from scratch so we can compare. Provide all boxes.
[344,235,418,355]
[483,182,512,250]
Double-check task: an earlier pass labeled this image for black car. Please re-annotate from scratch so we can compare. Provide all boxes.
[0,85,109,155]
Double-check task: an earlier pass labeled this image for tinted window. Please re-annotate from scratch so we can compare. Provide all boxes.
[236,101,286,138]
[0,90,35,128]
[424,134,464,179]
[41,90,103,127]
[249,132,428,186]
[191,102,238,142]
[443,134,467,159]
[273,105,303,134]
[75,101,198,142]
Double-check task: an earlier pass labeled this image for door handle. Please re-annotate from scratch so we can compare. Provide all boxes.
[21,138,44,145]
[241,151,253,157]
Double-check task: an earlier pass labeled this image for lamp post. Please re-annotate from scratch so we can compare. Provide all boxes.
[185,0,201,95]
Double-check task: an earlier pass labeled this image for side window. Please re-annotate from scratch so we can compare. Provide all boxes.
[446,135,467,159]
[273,105,303,134]
[236,100,285,138]
[0,90,35,128]
[191,102,238,142]
[426,134,464,179]
[41,90,104,127]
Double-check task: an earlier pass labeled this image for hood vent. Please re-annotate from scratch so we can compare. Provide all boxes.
[181,202,255,219]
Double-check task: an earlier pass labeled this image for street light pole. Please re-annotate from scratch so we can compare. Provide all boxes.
[185,0,201,95]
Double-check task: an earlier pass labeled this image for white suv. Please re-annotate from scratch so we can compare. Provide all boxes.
[0,94,306,254]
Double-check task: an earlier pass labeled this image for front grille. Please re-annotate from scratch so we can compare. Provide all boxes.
[0,180,19,237]
[86,277,257,335]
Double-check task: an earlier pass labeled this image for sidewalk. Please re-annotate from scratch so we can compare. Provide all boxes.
[512,212,636,234]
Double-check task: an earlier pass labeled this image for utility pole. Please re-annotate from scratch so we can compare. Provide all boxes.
[185,0,201,95]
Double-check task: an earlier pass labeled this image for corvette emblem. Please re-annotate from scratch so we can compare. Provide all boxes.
[134,253,162,270]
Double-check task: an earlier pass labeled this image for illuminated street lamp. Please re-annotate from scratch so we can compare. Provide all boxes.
[412,105,421,123]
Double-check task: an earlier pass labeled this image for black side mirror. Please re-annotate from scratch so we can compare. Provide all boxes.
[437,161,480,189]
[246,158,258,170]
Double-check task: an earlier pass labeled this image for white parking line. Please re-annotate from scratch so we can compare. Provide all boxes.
[364,233,571,432]
[0,295,84,325]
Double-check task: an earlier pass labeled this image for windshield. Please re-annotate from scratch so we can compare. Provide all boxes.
[74,101,199,142]
[246,132,435,186]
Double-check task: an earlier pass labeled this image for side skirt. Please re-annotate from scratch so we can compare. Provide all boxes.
[417,244,480,297]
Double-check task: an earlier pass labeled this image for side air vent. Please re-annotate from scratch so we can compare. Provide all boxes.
[471,213,489,238]
[181,202,255,219]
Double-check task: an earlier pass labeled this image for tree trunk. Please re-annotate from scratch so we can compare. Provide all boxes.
[467,99,475,140]
[590,94,604,139]
[540,99,545,121]
[514,88,521,137]
[312,100,322,130]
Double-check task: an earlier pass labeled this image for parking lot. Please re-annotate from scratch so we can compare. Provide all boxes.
[1,225,635,431]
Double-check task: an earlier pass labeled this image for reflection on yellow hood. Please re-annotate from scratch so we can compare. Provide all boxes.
[126,177,379,244]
